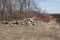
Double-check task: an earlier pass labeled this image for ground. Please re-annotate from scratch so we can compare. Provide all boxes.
[0,21,60,40]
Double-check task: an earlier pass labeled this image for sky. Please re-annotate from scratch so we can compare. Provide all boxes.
[36,0,60,13]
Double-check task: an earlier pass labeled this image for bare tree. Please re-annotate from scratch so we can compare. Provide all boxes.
[0,0,6,21]
[0,0,41,21]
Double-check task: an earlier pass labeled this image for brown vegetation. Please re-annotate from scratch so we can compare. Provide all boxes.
[0,20,60,40]
[0,0,60,40]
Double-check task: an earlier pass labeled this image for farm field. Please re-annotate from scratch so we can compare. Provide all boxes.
[0,20,60,40]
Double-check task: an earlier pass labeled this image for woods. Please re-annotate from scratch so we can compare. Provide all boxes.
[0,0,41,21]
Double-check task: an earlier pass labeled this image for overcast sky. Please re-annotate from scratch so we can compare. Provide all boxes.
[36,0,60,13]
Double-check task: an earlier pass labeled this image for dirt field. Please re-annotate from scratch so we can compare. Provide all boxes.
[0,21,60,40]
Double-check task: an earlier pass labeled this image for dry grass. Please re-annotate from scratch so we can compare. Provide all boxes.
[0,20,60,40]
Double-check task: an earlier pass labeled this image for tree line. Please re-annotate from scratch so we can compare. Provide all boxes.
[0,0,41,21]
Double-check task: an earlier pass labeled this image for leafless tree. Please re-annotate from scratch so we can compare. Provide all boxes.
[0,0,41,21]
